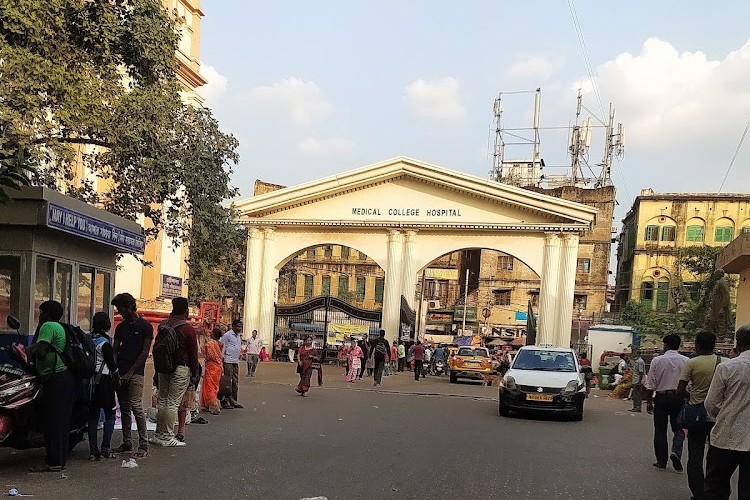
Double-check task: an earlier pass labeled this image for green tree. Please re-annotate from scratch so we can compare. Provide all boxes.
[0,0,238,242]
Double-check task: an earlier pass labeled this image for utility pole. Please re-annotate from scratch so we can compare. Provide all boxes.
[462,268,469,335]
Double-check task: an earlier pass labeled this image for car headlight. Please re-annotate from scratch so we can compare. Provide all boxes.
[564,380,580,395]
[503,375,516,390]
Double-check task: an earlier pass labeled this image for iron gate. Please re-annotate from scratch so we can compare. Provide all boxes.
[274,295,382,361]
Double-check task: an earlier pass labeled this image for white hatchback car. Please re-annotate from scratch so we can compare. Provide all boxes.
[498,344,591,421]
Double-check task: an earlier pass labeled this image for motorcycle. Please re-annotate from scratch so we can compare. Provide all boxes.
[0,316,88,452]
[431,359,446,376]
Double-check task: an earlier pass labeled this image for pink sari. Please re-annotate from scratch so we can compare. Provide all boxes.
[347,345,363,382]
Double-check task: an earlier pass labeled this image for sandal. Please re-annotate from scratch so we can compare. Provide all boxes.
[131,449,149,458]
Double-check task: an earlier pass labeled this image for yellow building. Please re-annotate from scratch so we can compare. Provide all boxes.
[717,232,750,330]
[115,0,207,306]
[278,245,385,309]
[615,189,750,311]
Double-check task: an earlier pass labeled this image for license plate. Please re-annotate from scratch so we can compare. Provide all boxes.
[526,393,553,402]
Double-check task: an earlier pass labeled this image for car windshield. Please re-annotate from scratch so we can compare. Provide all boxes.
[512,350,576,372]
[458,347,489,357]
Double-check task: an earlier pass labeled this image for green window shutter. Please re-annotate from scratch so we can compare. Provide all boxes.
[661,226,676,241]
[374,278,385,303]
[645,225,659,241]
[356,277,366,301]
[715,226,733,242]
[340,246,350,259]
[288,273,297,299]
[322,276,331,296]
[656,282,669,311]
[641,282,654,310]
[338,275,349,297]
[304,275,313,298]
[686,225,704,242]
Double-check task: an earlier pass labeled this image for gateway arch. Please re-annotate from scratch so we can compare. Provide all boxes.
[234,157,597,349]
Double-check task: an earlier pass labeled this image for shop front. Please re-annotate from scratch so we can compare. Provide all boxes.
[0,187,144,346]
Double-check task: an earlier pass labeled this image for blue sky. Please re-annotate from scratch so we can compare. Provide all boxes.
[199,1,750,222]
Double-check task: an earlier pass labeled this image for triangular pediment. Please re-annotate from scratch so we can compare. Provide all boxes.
[234,157,597,229]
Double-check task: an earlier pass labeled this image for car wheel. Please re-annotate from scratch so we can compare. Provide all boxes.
[449,372,457,384]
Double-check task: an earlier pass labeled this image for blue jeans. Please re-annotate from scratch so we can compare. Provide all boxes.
[88,409,115,456]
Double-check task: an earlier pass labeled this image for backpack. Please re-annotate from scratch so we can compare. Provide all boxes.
[374,340,388,358]
[153,320,186,374]
[54,323,97,379]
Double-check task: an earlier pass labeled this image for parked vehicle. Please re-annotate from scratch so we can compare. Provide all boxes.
[448,346,494,383]
[498,344,592,421]
[0,316,88,452]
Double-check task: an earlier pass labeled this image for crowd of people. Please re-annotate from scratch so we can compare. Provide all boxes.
[26,293,262,472]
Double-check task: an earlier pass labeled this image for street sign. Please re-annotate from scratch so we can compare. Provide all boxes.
[482,307,491,319]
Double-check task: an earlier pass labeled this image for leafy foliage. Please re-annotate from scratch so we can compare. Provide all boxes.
[1,0,243,301]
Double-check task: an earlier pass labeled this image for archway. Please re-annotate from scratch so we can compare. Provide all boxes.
[234,157,596,349]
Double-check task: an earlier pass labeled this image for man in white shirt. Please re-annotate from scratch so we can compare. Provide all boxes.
[644,333,689,472]
[703,325,750,500]
[246,330,262,377]
[220,319,244,409]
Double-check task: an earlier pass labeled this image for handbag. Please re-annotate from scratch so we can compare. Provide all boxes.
[677,355,720,429]
[218,372,232,399]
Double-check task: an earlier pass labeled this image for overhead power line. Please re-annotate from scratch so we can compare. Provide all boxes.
[718,117,750,193]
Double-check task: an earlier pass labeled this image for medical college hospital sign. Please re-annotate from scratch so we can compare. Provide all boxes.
[46,203,146,254]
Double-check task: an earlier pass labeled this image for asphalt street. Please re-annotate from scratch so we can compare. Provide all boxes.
[0,362,717,500]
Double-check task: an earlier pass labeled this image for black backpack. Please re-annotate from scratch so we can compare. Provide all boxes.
[153,320,186,374]
[374,339,388,358]
[54,323,97,379]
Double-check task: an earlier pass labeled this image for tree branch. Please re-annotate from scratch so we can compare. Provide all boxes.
[31,136,112,149]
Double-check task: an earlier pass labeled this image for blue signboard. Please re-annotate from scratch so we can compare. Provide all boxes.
[160,274,183,298]
[46,203,145,254]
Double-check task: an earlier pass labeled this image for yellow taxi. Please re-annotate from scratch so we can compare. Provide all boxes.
[448,346,494,383]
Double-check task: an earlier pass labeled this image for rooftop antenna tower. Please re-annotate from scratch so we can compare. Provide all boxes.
[569,89,592,186]
[596,104,624,187]
[489,88,542,187]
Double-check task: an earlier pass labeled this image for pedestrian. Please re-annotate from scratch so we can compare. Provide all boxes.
[407,342,416,371]
[390,342,398,374]
[372,330,390,387]
[295,336,321,396]
[339,340,351,374]
[365,350,374,377]
[628,350,646,412]
[28,301,74,472]
[111,292,152,458]
[397,341,406,372]
[220,319,244,409]
[347,339,363,383]
[676,331,722,500]
[358,339,368,380]
[432,345,447,374]
[274,337,283,361]
[201,326,223,415]
[644,333,689,472]
[87,312,119,461]
[413,341,426,381]
[702,325,750,500]
[246,329,262,377]
[288,336,296,363]
[423,344,432,377]
[151,297,200,447]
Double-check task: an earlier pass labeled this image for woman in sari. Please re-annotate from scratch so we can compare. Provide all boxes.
[201,326,224,414]
[347,339,363,383]
[296,336,320,396]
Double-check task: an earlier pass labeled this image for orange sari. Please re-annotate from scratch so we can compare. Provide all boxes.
[201,339,223,413]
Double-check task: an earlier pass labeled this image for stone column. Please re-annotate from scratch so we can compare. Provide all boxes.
[243,227,264,339]
[400,230,418,310]
[555,234,579,348]
[382,230,404,341]
[537,233,561,345]
[257,227,276,348]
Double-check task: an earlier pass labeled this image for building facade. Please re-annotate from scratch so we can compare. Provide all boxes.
[615,190,750,311]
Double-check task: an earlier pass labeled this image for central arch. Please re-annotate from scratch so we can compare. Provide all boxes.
[234,157,596,349]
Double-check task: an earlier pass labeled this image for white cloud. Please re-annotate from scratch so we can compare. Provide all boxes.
[403,77,468,124]
[580,37,750,150]
[198,64,228,107]
[245,77,332,128]
[299,137,357,156]
[506,55,563,81]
